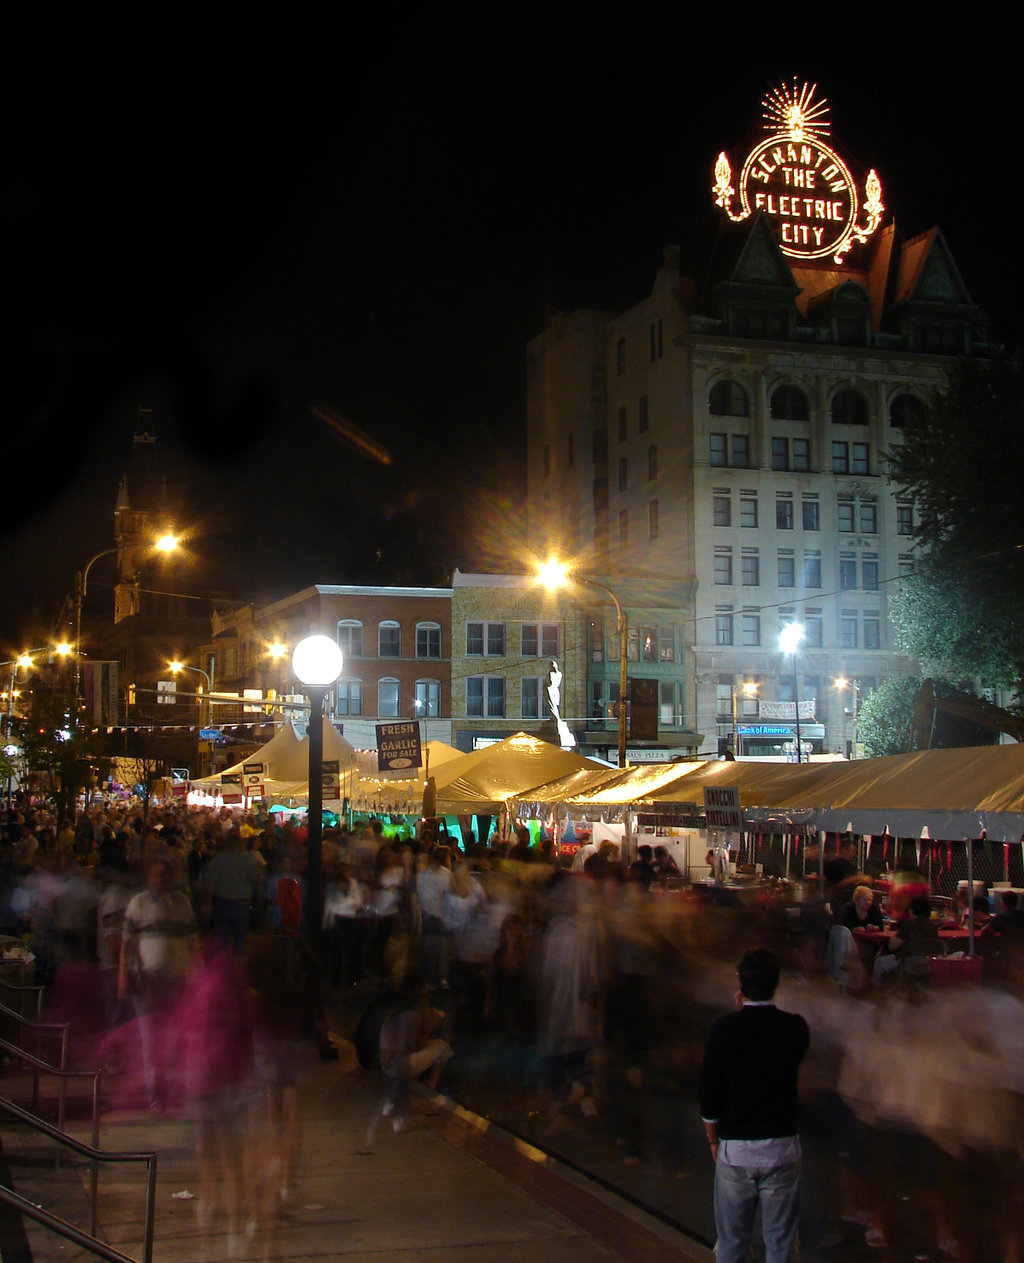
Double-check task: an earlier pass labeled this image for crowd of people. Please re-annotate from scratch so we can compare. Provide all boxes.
[2,798,1024,1261]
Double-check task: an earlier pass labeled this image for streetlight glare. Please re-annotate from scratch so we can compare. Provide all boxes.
[536,558,572,588]
[155,533,180,553]
[778,623,805,654]
[291,635,344,687]
[168,660,184,673]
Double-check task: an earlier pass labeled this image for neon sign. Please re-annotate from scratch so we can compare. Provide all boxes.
[713,81,883,264]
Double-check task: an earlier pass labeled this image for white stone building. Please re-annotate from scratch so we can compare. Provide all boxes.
[526,214,988,757]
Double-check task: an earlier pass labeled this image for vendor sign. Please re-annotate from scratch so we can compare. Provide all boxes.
[243,762,265,798]
[221,771,243,805]
[322,759,340,796]
[704,785,742,830]
[376,721,422,772]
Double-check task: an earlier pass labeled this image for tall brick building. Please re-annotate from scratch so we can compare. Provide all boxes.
[525,83,989,758]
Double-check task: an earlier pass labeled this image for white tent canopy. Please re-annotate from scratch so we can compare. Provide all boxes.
[637,746,1024,843]
[191,722,305,792]
[429,732,606,814]
[349,740,464,813]
[191,718,358,801]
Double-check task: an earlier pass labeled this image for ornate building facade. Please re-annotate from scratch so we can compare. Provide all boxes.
[526,84,989,758]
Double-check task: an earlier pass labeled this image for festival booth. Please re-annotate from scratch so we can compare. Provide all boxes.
[514,759,707,868]
[189,718,359,806]
[636,747,1024,932]
[428,732,607,845]
[265,718,361,804]
[344,740,465,815]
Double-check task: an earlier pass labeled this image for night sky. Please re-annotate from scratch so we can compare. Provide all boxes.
[4,17,1017,652]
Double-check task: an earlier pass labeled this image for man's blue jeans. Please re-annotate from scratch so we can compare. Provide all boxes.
[713,1156,800,1263]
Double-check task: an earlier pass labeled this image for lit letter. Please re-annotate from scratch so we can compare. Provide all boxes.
[813,226,824,245]
[832,201,843,219]
[800,145,812,164]
[754,191,766,209]
[815,200,825,219]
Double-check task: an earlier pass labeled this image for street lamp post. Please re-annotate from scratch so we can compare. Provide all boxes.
[833,676,860,758]
[168,661,212,727]
[292,634,344,958]
[74,548,120,717]
[3,651,46,807]
[537,561,628,768]
[731,681,759,758]
[74,533,179,721]
[778,624,806,764]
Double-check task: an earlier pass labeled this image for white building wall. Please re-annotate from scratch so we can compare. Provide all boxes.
[526,249,956,757]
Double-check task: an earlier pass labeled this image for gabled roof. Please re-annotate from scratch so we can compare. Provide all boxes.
[893,227,973,307]
[728,213,802,291]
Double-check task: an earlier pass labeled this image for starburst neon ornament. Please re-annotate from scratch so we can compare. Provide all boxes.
[712,80,884,264]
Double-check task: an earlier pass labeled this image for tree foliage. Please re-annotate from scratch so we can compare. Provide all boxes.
[858,676,998,758]
[891,557,1022,689]
[858,677,921,757]
[888,358,1024,694]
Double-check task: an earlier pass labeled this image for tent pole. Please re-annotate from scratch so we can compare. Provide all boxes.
[966,836,975,958]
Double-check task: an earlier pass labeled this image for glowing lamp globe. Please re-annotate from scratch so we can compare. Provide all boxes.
[292,635,344,687]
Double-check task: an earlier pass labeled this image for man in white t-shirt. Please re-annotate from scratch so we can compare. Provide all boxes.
[119,855,199,1111]
[417,846,454,986]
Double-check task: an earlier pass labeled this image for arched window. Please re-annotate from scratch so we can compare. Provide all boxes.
[770,384,809,421]
[889,393,926,428]
[415,622,441,658]
[709,379,749,417]
[378,677,400,718]
[830,389,869,425]
[336,620,363,658]
[336,678,362,717]
[378,620,401,657]
[415,679,440,717]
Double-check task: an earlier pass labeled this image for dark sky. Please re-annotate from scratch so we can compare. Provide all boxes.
[3,17,1016,651]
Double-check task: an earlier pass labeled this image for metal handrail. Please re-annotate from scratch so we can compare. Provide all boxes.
[1,1093,157,1263]
[0,999,71,1115]
[0,974,45,1017]
[0,1036,101,1151]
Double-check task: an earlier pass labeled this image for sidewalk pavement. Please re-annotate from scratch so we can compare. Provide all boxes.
[20,1035,712,1263]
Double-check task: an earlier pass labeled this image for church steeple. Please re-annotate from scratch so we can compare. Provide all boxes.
[112,411,170,624]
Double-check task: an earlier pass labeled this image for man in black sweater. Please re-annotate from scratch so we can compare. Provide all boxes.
[698,948,809,1263]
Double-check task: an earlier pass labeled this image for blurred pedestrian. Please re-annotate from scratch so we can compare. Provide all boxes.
[698,948,809,1263]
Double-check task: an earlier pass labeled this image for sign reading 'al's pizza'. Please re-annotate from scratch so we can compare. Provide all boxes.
[713,81,884,264]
